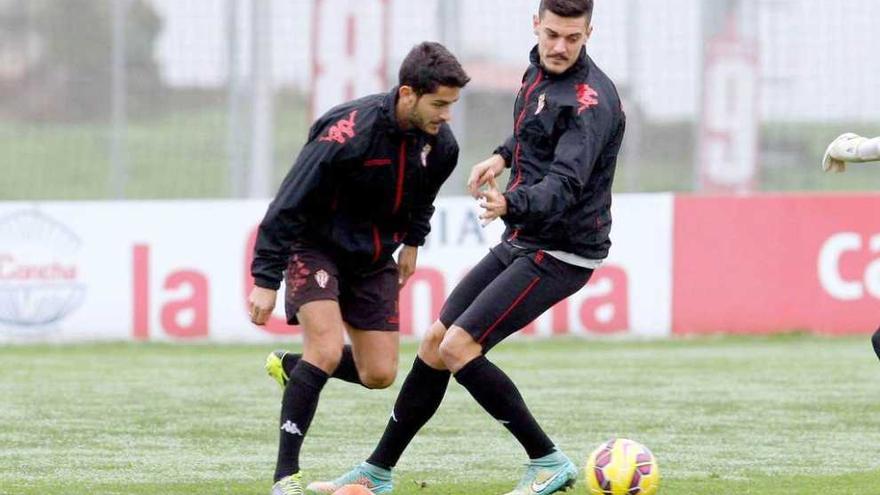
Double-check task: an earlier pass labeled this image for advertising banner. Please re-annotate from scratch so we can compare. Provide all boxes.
[0,195,673,343]
[673,195,880,334]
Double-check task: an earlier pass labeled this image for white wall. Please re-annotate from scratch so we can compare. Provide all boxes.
[147,0,880,121]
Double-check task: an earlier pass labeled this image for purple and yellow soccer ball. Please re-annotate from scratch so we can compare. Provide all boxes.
[585,438,660,495]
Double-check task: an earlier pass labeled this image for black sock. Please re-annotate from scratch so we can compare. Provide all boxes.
[872,327,880,362]
[454,355,555,459]
[282,345,363,386]
[367,357,451,470]
[274,359,329,482]
[332,345,362,385]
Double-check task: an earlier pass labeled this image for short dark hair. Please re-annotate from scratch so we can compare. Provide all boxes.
[398,42,470,96]
[539,0,594,21]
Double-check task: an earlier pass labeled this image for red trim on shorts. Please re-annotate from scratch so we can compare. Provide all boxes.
[371,225,382,263]
[508,229,520,242]
[477,276,541,344]
[393,141,406,214]
[535,250,545,264]
[364,158,392,167]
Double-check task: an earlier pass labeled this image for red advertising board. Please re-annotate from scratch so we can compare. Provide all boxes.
[673,195,880,335]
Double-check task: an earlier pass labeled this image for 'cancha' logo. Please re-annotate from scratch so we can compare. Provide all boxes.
[0,210,85,332]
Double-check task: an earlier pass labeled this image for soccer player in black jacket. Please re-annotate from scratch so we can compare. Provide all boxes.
[248,42,469,495]
[309,1,626,494]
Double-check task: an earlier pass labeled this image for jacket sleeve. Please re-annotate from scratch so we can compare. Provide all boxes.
[251,114,364,289]
[492,134,516,168]
[405,139,459,247]
[503,110,620,226]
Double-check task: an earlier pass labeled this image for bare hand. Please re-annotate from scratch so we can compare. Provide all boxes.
[248,286,277,325]
[478,175,507,225]
[397,245,418,288]
[467,155,506,199]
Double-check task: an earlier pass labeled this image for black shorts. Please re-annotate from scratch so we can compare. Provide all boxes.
[439,242,593,352]
[284,245,399,331]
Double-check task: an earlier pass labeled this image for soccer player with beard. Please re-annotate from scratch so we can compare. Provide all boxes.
[301,1,626,494]
[249,42,469,495]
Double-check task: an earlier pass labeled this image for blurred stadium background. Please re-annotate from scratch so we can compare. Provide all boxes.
[2,0,880,200]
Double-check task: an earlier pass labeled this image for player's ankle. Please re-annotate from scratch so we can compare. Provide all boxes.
[361,461,392,479]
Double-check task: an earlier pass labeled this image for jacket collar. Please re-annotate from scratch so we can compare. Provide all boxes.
[380,87,428,139]
[529,45,590,80]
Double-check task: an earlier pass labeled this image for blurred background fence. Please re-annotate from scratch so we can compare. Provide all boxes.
[2,0,879,201]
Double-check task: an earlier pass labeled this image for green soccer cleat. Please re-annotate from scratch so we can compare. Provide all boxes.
[305,462,393,494]
[503,450,578,495]
[272,472,304,495]
[266,350,294,388]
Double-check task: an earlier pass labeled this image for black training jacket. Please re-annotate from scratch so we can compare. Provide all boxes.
[252,89,458,290]
[494,46,626,260]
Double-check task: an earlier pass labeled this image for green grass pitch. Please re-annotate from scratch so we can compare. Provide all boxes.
[1,335,879,494]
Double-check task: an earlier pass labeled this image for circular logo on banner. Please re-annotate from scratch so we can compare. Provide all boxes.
[0,210,85,334]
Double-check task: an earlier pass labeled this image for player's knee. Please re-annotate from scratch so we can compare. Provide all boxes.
[438,331,474,370]
[418,340,445,370]
[307,345,343,373]
[437,336,457,367]
[439,327,483,371]
[359,367,397,389]
[418,320,447,368]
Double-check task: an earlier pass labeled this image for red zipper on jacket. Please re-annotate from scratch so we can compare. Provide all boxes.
[371,225,382,263]
[393,140,406,214]
[374,140,406,264]
[510,71,544,191]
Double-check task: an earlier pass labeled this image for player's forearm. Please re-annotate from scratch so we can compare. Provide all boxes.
[251,257,285,290]
[251,202,304,290]
[493,135,516,168]
[404,205,435,247]
[503,174,579,225]
[854,136,880,161]
[251,227,293,290]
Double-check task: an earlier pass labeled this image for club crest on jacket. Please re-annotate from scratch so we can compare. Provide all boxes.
[315,269,330,289]
[535,93,546,115]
